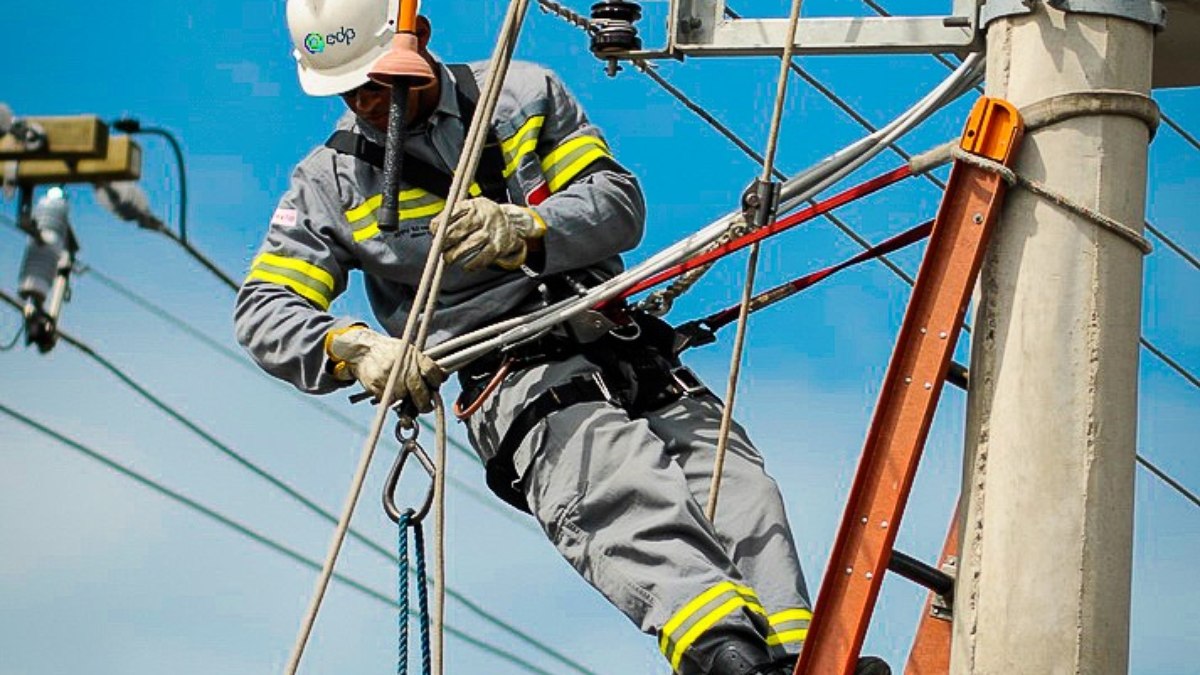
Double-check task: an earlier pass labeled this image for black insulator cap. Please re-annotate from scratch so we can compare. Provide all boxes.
[590,0,642,22]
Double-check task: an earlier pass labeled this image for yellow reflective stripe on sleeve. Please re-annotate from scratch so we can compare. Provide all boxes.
[246,269,331,310]
[540,135,612,193]
[345,190,447,242]
[254,253,335,293]
[548,146,609,192]
[352,220,380,242]
[400,199,446,220]
[345,194,383,223]
[500,115,545,177]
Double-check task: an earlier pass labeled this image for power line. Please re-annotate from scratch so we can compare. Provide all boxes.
[1141,336,1200,391]
[856,0,1200,278]
[1145,222,1200,273]
[2,212,530,531]
[1162,113,1200,154]
[77,264,532,529]
[1137,453,1200,509]
[0,287,594,675]
[0,400,558,675]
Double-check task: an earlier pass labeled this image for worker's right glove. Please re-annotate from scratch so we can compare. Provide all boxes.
[325,325,445,413]
[431,197,546,272]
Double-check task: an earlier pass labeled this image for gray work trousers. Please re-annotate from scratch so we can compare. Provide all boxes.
[466,354,811,673]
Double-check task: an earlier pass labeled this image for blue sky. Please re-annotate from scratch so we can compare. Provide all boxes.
[1,1,1197,674]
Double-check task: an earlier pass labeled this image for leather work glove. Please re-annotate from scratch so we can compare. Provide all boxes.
[431,197,546,272]
[325,325,446,413]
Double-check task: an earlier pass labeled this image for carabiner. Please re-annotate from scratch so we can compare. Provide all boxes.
[383,429,436,524]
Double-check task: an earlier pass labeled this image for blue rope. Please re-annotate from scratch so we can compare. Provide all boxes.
[397,510,432,675]
[414,522,432,675]
[397,511,411,675]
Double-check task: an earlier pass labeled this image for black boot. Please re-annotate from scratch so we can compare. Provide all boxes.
[701,637,775,675]
[853,656,891,675]
[762,655,892,675]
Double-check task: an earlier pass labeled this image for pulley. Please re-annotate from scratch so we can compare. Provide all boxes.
[589,0,642,56]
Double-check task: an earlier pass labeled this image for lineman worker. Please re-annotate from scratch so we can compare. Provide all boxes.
[236,3,888,674]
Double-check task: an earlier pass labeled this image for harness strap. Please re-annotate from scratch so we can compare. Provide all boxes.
[324,63,510,204]
[487,372,614,512]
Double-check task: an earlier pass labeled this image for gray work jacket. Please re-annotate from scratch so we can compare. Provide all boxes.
[235,61,646,393]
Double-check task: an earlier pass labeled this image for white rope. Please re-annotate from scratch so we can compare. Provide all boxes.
[706,0,806,520]
[431,395,448,675]
[283,2,533,672]
[948,145,1152,254]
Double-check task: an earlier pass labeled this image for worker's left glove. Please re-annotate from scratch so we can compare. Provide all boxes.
[431,197,546,272]
[325,325,445,413]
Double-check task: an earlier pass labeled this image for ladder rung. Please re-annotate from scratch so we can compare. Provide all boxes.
[888,549,954,599]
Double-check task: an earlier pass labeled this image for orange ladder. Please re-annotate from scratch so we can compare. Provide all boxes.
[794,96,1025,675]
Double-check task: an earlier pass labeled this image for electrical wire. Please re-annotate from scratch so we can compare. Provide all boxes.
[1145,222,1200,273]
[1137,453,1200,509]
[853,1,1200,276]
[0,400,558,675]
[1163,113,1200,154]
[1,213,533,532]
[0,287,596,675]
[1141,336,1200,391]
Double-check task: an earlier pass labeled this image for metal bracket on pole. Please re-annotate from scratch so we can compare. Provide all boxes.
[980,0,1166,29]
[1048,0,1166,28]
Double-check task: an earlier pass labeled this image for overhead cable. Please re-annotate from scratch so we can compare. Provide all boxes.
[1162,113,1200,154]
[1141,336,1200,391]
[1145,222,1200,273]
[83,264,532,528]
[854,1,1200,273]
[0,400,558,675]
[1137,454,1200,509]
[0,287,592,675]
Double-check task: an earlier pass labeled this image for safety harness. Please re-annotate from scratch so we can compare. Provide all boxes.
[467,307,711,512]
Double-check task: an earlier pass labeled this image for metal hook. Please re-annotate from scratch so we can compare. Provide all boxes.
[383,431,436,524]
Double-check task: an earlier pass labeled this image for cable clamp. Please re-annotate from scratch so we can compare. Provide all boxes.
[741,178,781,230]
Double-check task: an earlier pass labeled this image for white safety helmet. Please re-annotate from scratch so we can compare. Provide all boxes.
[286,0,400,96]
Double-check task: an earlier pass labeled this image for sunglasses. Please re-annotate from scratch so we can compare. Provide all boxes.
[341,80,388,98]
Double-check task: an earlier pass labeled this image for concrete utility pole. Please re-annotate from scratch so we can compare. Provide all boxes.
[952,2,1156,673]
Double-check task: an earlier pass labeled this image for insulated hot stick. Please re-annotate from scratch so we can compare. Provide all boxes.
[369,0,435,232]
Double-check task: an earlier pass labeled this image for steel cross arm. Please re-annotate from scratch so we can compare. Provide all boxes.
[793,97,1025,675]
[613,0,981,61]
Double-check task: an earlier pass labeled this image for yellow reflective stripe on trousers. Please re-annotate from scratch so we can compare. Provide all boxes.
[246,269,331,310]
[660,582,766,670]
[540,135,612,193]
[766,608,812,647]
[500,115,545,177]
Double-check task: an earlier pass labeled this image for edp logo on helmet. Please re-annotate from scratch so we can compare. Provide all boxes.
[304,26,357,54]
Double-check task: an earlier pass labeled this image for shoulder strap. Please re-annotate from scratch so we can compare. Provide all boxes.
[324,129,454,198]
[447,63,510,203]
